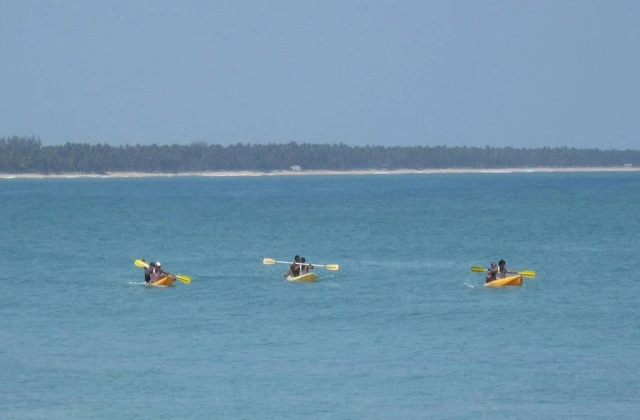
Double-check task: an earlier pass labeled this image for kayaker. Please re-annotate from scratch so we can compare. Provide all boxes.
[142,259,152,283]
[300,257,314,274]
[149,262,167,282]
[486,262,498,283]
[497,259,517,278]
[284,255,301,278]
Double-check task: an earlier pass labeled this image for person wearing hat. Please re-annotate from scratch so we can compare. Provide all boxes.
[149,261,167,283]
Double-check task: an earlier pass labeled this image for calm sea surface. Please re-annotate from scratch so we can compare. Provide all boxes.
[1,172,639,419]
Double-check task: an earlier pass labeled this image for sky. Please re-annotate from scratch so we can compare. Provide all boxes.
[1,1,638,149]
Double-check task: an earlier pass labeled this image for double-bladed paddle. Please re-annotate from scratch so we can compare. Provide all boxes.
[262,257,340,271]
[471,265,536,278]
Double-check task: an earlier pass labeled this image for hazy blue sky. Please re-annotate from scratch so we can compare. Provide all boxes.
[1,1,638,149]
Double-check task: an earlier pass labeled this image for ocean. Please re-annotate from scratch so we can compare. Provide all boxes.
[1,172,639,419]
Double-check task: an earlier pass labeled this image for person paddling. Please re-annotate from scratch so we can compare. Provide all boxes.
[497,259,517,279]
[142,259,152,283]
[486,262,498,283]
[300,257,314,274]
[285,255,302,278]
[149,262,167,282]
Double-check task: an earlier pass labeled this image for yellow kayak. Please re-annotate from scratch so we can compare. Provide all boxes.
[485,274,523,288]
[148,275,176,287]
[286,272,318,283]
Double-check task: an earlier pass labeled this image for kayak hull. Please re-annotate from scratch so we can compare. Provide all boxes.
[286,272,318,283]
[149,275,176,287]
[485,274,523,288]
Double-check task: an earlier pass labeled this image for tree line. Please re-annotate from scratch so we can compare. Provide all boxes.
[1,135,638,174]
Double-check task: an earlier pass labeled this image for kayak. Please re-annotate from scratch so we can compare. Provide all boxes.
[148,275,176,287]
[286,272,318,283]
[485,274,523,288]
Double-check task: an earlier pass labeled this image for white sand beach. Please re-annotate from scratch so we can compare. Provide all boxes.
[0,167,638,179]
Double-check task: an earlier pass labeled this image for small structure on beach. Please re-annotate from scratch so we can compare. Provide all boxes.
[290,165,302,171]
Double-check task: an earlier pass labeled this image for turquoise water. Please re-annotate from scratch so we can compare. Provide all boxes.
[2,173,639,419]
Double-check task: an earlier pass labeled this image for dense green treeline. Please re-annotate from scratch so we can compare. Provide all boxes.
[0,135,638,173]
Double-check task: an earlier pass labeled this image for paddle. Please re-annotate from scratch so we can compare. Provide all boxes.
[262,258,340,271]
[171,273,191,284]
[134,259,192,284]
[134,259,149,268]
[471,265,536,278]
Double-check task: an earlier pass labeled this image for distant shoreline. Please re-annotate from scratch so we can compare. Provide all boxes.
[1,167,638,179]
